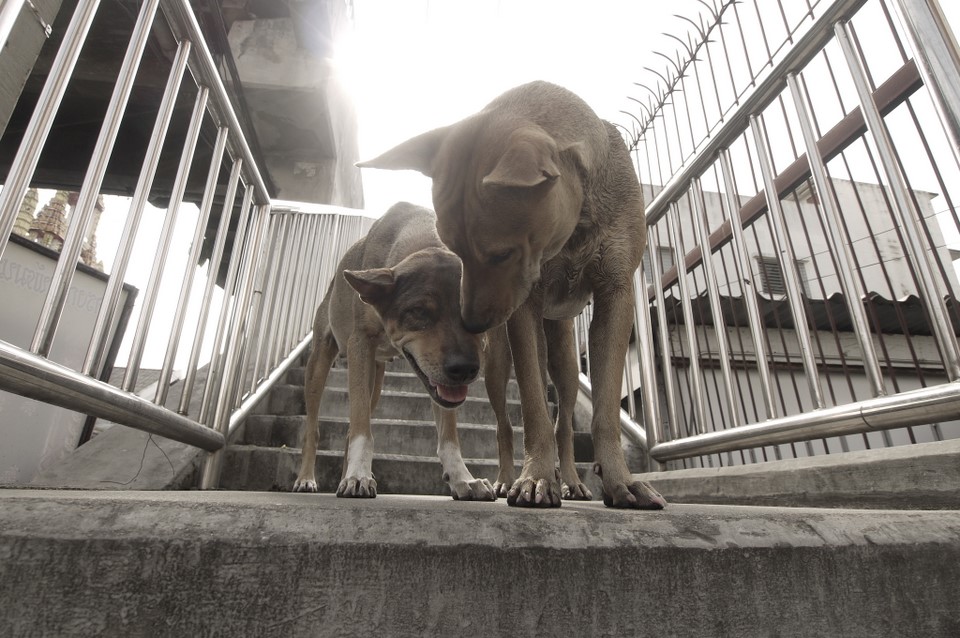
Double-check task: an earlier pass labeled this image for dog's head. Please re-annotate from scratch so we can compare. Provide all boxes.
[359,121,583,333]
[343,247,483,408]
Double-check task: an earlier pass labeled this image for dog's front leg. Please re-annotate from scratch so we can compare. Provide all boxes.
[338,331,378,497]
[431,403,497,501]
[589,288,665,509]
[545,318,592,500]
[506,301,563,507]
[483,325,516,497]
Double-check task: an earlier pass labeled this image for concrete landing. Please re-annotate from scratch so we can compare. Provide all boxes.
[1,490,958,637]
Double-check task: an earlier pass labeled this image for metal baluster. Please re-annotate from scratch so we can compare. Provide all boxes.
[123,87,209,391]
[647,224,681,440]
[835,20,960,381]
[786,71,886,398]
[749,113,826,409]
[718,148,779,420]
[178,158,244,415]
[32,0,161,357]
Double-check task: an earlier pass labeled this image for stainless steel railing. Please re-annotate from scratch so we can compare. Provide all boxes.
[605,0,960,469]
[0,0,372,485]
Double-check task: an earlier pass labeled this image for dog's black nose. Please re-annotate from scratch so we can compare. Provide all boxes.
[462,317,491,334]
[444,355,480,384]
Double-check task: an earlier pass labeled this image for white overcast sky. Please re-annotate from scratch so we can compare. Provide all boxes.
[341,0,960,215]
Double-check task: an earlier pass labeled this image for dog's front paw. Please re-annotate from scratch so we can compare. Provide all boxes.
[292,478,318,493]
[593,465,665,509]
[450,478,497,501]
[506,476,562,508]
[337,475,377,498]
[561,480,593,501]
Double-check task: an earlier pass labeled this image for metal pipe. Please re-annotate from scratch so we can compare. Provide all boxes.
[749,113,826,409]
[265,214,295,370]
[199,185,255,424]
[0,0,100,264]
[155,126,230,405]
[178,158,244,415]
[158,0,270,204]
[718,148,778,420]
[650,380,960,461]
[0,0,25,52]
[892,0,960,164]
[835,21,960,381]
[200,204,270,488]
[787,72,887,398]
[647,224,681,439]
[31,0,161,357]
[643,0,869,225]
[632,268,664,465]
[667,202,710,433]
[690,178,741,426]
[249,212,283,388]
[123,88,209,391]
[82,39,192,376]
[0,339,223,451]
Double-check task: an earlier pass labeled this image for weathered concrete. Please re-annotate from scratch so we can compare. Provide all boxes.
[639,438,960,509]
[1,489,958,637]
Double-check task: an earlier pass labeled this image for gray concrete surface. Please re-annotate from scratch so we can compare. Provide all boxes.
[638,438,960,509]
[1,489,958,637]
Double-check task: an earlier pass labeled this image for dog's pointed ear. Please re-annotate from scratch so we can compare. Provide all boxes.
[356,126,450,177]
[343,268,396,306]
[482,129,561,189]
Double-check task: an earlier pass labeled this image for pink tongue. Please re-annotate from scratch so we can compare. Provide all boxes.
[436,383,468,403]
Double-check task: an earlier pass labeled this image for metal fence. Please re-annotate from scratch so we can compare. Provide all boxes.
[602,0,960,470]
[0,0,371,487]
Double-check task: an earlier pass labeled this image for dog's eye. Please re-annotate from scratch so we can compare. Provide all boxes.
[488,248,514,266]
[405,306,433,328]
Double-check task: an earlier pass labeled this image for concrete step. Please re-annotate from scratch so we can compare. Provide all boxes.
[640,438,960,510]
[2,489,958,637]
[284,366,522,401]
[254,383,524,425]
[220,445,603,497]
[237,414,596,463]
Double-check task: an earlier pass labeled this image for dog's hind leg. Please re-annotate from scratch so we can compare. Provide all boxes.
[338,331,379,497]
[484,325,516,497]
[432,402,497,501]
[546,318,592,500]
[294,330,338,492]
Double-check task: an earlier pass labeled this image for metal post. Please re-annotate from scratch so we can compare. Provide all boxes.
[647,227,681,439]
[249,212,283,388]
[0,0,25,51]
[82,39,191,376]
[200,204,270,489]
[632,268,664,465]
[892,0,960,164]
[123,88,209,391]
[0,0,100,264]
[668,201,711,433]
[749,113,826,409]
[787,71,887,398]
[199,185,255,425]
[690,178,742,426]
[718,148,779,420]
[835,20,960,381]
[155,126,229,405]
[31,0,161,357]
[178,158,244,415]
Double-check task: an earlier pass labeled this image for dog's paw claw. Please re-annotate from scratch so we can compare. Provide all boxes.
[506,477,562,508]
[601,479,666,510]
[336,476,377,498]
[450,478,498,501]
[561,481,593,501]
[292,478,318,493]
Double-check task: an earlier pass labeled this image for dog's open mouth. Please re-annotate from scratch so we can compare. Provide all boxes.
[403,350,471,408]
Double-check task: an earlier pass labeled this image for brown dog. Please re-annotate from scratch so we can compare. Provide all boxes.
[292,202,496,501]
[359,81,666,509]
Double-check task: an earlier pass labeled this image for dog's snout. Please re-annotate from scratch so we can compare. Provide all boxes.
[444,355,480,384]
[462,317,492,334]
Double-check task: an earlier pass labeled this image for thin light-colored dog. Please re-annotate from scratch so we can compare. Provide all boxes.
[293,202,497,501]
[359,81,666,509]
